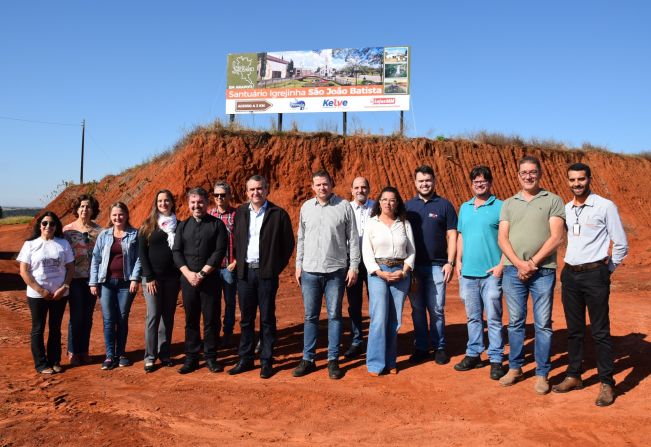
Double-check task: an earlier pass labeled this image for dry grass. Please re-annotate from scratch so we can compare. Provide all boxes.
[0,216,33,225]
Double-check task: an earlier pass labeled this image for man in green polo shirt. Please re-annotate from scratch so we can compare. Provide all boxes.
[497,156,565,395]
[454,166,506,380]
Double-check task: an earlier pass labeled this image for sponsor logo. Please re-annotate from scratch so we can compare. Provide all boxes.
[290,99,306,110]
[371,97,396,105]
[322,98,348,108]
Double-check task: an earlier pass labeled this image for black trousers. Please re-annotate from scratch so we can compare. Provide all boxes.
[561,264,614,386]
[237,267,279,363]
[27,296,67,371]
[345,260,368,347]
[181,274,220,361]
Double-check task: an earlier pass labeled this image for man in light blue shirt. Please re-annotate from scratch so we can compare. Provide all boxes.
[454,166,506,380]
[552,163,628,407]
[344,176,374,359]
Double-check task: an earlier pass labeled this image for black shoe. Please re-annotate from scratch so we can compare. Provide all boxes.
[409,349,430,364]
[160,358,174,367]
[292,359,316,377]
[178,360,199,375]
[327,360,344,380]
[228,359,255,375]
[454,355,482,371]
[205,359,224,373]
[343,343,364,359]
[144,361,155,373]
[260,362,274,379]
[255,339,262,355]
[434,349,450,365]
[489,363,506,380]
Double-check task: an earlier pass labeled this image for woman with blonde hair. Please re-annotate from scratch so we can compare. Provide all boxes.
[139,190,180,372]
[90,202,141,370]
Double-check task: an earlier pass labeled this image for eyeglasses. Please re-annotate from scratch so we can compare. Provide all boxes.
[41,220,56,228]
[518,170,539,178]
[214,193,227,199]
[472,180,489,186]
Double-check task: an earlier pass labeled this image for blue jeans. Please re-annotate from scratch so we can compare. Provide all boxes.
[409,264,446,351]
[300,269,346,361]
[67,278,97,355]
[100,278,136,359]
[459,275,504,363]
[366,265,410,373]
[217,267,237,335]
[502,266,556,376]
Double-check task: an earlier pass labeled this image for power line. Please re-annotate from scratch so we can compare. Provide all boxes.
[0,115,79,127]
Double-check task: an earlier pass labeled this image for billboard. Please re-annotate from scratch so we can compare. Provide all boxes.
[225,46,410,114]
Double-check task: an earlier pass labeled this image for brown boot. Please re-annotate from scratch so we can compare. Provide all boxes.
[498,368,523,387]
[595,383,615,407]
[552,376,583,393]
[534,376,550,395]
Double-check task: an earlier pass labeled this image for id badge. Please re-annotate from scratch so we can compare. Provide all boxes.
[573,223,580,236]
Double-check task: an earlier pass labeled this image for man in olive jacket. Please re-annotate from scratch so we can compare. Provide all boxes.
[228,175,295,379]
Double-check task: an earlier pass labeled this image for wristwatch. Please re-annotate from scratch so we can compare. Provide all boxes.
[197,271,206,278]
[446,260,456,267]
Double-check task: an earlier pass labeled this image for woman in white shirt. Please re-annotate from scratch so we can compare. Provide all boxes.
[17,212,74,374]
[362,186,415,375]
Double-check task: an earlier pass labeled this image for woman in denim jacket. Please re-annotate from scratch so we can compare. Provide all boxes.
[89,202,142,370]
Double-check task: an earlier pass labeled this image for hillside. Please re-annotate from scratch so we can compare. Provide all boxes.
[45,130,651,265]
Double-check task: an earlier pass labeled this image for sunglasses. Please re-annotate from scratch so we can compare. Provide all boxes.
[214,193,228,199]
[41,220,56,228]
[82,232,90,243]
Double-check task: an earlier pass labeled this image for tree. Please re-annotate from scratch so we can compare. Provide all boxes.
[287,59,295,78]
[332,47,384,84]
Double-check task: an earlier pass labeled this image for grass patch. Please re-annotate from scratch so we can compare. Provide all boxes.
[0,216,33,225]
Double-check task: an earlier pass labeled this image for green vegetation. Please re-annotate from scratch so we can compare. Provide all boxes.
[0,216,33,225]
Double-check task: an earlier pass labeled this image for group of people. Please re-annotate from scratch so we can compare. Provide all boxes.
[17,156,627,407]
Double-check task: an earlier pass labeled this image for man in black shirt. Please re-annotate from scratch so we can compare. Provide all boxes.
[173,187,227,374]
[227,175,294,379]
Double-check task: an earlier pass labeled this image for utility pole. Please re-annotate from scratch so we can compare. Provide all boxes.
[80,119,85,184]
[343,112,347,137]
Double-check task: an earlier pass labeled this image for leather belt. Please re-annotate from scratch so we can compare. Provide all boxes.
[375,258,404,267]
[565,258,608,273]
[247,262,260,269]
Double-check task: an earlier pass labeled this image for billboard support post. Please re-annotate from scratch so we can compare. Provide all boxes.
[229,114,235,124]
[343,112,347,137]
[400,111,404,136]
[278,113,283,132]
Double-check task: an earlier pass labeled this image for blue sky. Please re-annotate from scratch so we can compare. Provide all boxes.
[1,1,649,207]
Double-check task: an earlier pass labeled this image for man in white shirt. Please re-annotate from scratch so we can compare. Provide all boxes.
[552,163,628,407]
[344,177,374,359]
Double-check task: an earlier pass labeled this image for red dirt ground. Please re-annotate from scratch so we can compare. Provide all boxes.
[1,133,650,446]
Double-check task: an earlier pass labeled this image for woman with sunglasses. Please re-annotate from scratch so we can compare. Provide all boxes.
[17,212,75,374]
[90,202,141,370]
[63,195,102,366]
[362,186,415,376]
[138,190,180,372]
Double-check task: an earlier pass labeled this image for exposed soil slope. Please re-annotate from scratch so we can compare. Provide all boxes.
[1,132,649,446]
